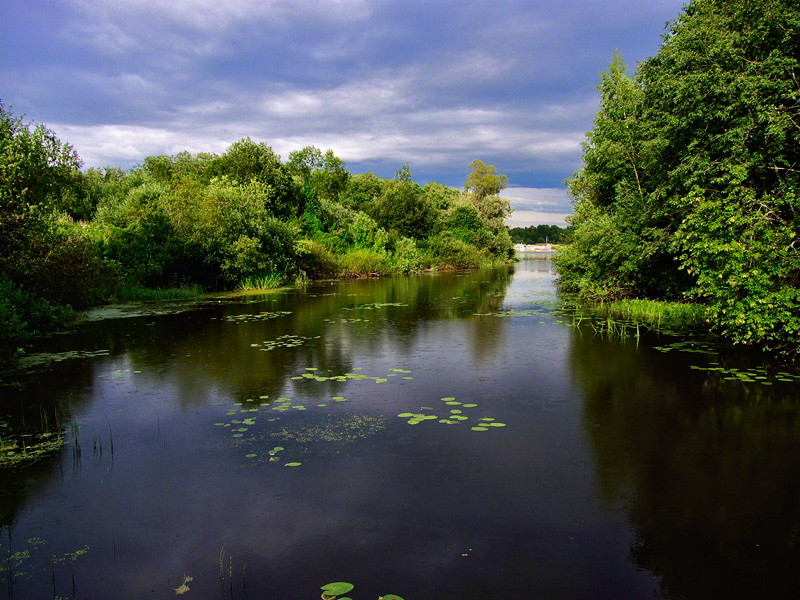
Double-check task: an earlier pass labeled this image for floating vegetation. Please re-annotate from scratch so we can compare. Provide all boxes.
[398,413,439,425]
[0,537,89,584]
[291,367,414,386]
[653,339,722,354]
[284,462,302,467]
[689,364,800,386]
[0,420,65,468]
[320,581,404,600]
[396,398,505,433]
[341,302,409,311]
[17,349,110,370]
[271,415,387,444]
[250,334,316,351]
[323,317,370,323]
[174,574,193,595]
[473,308,542,317]
[224,310,292,323]
[321,582,354,598]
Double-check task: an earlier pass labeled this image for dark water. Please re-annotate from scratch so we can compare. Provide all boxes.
[2,257,800,599]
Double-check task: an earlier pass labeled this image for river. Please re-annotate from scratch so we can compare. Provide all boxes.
[1,256,799,599]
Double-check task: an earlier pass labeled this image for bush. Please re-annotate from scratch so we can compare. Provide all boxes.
[390,237,424,273]
[427,232,487,268]
[295,239,340,278]
[0,276,73,372]
[339,248,390,276]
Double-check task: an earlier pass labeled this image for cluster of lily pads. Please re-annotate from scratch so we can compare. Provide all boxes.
[473,308,543,317]
[18,348,110,370]
[224,310,292,323]
[690,363,799,385]
[653,339,720,354]
[323,317,370,323]
[291,367,413,384]
[213,389,384,467]
[340,302,408,311]
[250,334,319,351]
[397,397,506,432]
[321,581,403,600]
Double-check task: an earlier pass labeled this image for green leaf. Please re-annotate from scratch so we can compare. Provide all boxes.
[321,582,354,595]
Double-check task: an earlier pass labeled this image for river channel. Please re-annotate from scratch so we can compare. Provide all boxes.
[1,256,799,599]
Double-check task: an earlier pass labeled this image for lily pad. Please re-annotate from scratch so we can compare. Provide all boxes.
[471,426,488,431]
[321,582,354,596]
[285,462,302,467]
[462,403,478,408]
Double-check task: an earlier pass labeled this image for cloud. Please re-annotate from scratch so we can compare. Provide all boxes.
[506,211,571,228]
[3,0,687,186]
[501,188,572,227]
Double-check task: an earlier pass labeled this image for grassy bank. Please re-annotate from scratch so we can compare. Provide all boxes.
[592,298,708,331]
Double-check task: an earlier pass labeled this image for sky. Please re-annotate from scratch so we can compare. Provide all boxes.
[1,0,687,226]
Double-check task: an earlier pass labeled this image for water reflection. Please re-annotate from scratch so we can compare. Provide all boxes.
[2,258,798,599]
[572,331,800,598]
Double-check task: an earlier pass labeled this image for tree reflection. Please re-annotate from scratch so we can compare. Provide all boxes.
[571,331,800,599]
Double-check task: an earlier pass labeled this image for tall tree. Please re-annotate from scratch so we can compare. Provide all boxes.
[556,0,800,348]
[464,159,508,200]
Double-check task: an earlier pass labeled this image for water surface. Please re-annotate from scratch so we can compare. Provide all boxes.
[2,257,799,599]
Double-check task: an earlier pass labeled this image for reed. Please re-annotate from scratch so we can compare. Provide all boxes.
[236,272,283,291]
[596,299,707,331]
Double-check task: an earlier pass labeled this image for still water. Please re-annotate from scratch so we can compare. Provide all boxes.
[1,257,799,599]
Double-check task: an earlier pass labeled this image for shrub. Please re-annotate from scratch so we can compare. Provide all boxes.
[295,239,339,278]
[427,232,487,268]
[339,248,390,276]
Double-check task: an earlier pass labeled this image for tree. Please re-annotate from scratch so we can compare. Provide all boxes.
[556,0,800,348]
[211,138,303,217]
[394,162,412,182]
[464,159,508,200]
[288,146,350,201]
[373,181,436,240]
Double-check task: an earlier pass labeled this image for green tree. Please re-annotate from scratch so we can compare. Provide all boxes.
[373,181,436,240]
[556,0,800,348]
[464,159,509,200]
[288,146,350,201]
[211,138,303,217]
[394,162,412,182]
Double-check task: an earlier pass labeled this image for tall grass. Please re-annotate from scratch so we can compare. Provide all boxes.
[597,298,708,330]
[236,272,284,291]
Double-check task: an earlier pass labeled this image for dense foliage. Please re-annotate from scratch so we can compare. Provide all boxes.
[554,0,800,350]
[0,101,514,371]
[509,224,567,245]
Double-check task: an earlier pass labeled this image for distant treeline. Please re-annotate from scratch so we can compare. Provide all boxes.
[509,224,567,245]
[0,101,517,371]
[555,0,800,351]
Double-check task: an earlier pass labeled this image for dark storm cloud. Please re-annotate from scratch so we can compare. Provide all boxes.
[1,0,685,221]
